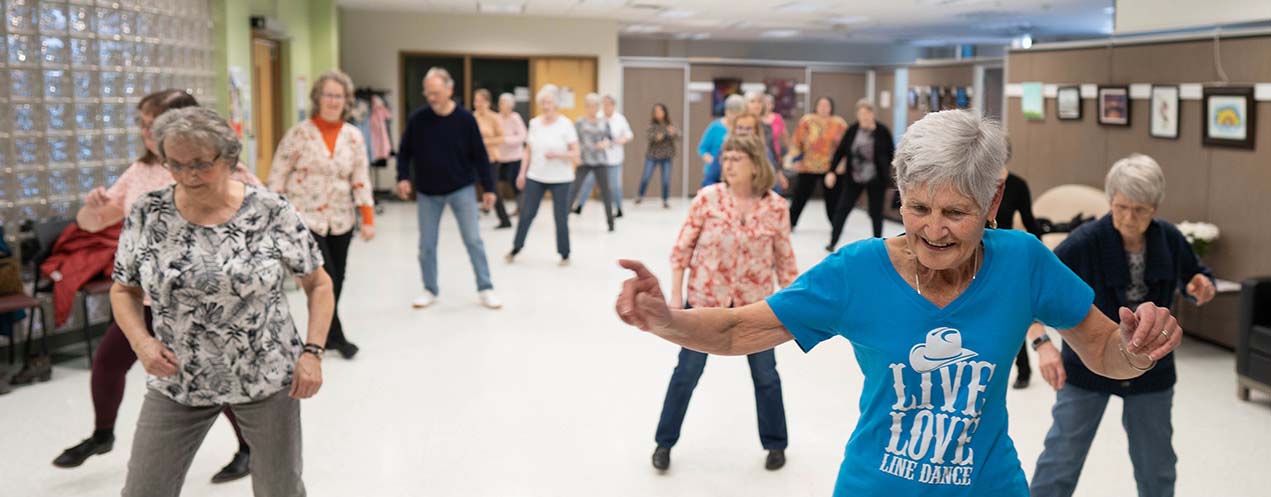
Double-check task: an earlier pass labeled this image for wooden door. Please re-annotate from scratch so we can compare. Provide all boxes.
[622,66,686,198]
[530,57,597,122]
[251,37,283,181]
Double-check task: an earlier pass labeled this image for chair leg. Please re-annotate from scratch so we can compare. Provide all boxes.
[81,295,94,367]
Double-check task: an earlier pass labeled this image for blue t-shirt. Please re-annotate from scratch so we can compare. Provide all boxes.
[766,229,1093,496]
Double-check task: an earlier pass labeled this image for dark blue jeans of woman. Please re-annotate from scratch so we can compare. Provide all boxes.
[654,305,788,450]
[638,158,672,202]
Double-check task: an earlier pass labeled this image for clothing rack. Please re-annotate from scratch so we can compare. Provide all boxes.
[350,87,396,210]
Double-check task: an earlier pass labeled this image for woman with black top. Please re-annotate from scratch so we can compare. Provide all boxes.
[995,144,1044,389]
[826,99,894,251]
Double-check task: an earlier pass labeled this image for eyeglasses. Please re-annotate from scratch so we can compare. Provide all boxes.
[320,93,346,101]
[164,154,220,173]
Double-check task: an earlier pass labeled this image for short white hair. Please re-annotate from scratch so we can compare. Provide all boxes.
[602,94,616,104]
[724,94,746,115]
[1105,153,1166,207]
[584,92,602,106]
[855,98,875,113]
[424,67,454,88]
[744,90,764,103]
[893,110,1007,212]
[498,92,515,107]
[536,84,559,105]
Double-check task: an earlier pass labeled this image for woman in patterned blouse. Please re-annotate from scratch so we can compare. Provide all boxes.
[55,89,260,482]
[787,96,849,231]
[650,134,799,473]
[637,103,678,208]
[269,70,374,360]
[113,107,334,497]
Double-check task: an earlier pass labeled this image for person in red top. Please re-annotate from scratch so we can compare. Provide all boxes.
[270,69,375,360]
[651,134,799,472]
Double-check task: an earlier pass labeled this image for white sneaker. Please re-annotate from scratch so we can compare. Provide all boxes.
[478,290,503,309]
[412,291,436,309]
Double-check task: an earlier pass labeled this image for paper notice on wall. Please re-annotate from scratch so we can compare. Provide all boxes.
[1129,84,1152,100]
[741,82,766,93]
[880,91,892,108]
[1043,84,1058,98]
[1081,84,1098,98]
[559,87,576,109]
[687,81,713,92]
[295,76,308,122]
[227,66,252,139]
[1005,84,1024,97]
[514,86,530,102]
[794,83,809,94]
[1255,83,1271,101]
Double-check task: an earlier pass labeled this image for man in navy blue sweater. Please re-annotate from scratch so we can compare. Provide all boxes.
[396,67,502,310]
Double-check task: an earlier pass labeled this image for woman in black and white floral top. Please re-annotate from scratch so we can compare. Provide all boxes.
[111,107,334,497]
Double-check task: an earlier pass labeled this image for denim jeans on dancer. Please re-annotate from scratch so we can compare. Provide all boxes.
[638,158,672,202]
[573,164,624,212]
[415,185,494,295]
[511,179,571,259]
[655,304,788,450]
[1031,385,1176,497]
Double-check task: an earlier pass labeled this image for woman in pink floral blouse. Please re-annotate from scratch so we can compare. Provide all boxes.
[650,134,799,473]
[269,70,374,360]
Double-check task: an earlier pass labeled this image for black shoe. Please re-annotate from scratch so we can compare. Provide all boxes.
[616,210,624,218]
[1012,376,1030,389]
[53,436,114,468]
[607,224,615,232]
[336,342,360,359]
[825,244,835,252]
[663,201,670,209]
[572,206,582,215]
[211,451,251,484]
[652,446,670,471]
[765,449,786,470]
[11,355,52,385]
[495,222,512,229]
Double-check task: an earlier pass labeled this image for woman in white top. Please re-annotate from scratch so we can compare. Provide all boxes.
[506,85,581,266]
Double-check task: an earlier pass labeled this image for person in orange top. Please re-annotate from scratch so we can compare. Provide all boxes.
[471,89,510,227]
[269,69,374,360]
[787,96,849,231]
[650,134,799,473]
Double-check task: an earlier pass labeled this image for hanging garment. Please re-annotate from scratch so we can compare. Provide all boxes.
[39,223,121,326]
[370,95,394,161]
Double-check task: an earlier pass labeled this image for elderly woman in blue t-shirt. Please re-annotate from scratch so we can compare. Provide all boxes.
[614,109,1185,497]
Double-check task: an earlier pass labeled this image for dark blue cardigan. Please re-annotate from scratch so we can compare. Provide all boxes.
[1053,214,1213,396]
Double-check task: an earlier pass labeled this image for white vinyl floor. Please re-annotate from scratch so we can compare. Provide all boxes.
[1,197,1268,497]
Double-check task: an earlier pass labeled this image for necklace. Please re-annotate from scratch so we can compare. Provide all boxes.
[914,245,980,296]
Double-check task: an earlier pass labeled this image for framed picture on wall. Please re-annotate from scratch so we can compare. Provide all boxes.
[1022,82,1044,120]
[712,78,742,116]
[1150,85,1180,139]
[765,78,798,118]
[1203,86,1256,149]
[1098,86,1130,126]
[1057,86,1082,120]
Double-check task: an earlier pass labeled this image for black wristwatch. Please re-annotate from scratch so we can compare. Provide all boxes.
[1030,334,1053,351]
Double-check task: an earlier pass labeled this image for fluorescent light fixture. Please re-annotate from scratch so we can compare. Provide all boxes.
[623,24,663,33]
[478,2,524,14]
[680,19,723,27]
[659,9,696,18]
[827,15,868,24]
[775,2,822,14]
[1019,33,1033,49]
[761,29,800,38]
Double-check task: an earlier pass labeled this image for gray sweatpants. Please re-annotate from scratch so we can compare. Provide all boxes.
[122,388,305,497]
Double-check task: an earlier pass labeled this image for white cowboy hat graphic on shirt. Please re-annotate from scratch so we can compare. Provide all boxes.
[909,327,979,373]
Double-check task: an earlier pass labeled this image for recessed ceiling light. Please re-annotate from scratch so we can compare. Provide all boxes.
[623,24,663,33]
[761,29,800,38]
[478,2,524,14]
[775,2,822,14]
[659,9,696,18]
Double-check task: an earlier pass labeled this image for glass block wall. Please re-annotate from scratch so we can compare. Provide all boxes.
[1,0,214,226]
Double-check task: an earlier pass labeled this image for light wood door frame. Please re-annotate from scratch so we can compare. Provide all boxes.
[251,32,284,181]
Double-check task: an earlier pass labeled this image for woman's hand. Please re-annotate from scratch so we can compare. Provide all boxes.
[83,187,111,208]
[289,353,323,399]
[359,225,376,241]
[701,153,714,165]
[616,260,673,332]
[1186,274,1216,306]
[824,172,837,189]
[1118,302,1182,361]
[134,337,179,378]
[516,175,527,191]
[1037,342,1066,391]
[777,173,789,191]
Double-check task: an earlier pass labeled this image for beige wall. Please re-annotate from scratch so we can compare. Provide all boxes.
[905,63,976,127]
[339,9,620,132]
[1115,0,1271,33]
[1006,37,1271,281]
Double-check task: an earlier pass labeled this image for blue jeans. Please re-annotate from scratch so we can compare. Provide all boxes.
[655,346,788,450]
[572,164,624,212]
[415,185,494,295]
[1031,385,1176,497]
[638,158,672,201]
[511,179,571,258]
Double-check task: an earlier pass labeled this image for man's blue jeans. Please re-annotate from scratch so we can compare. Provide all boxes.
[415,185,493,295]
